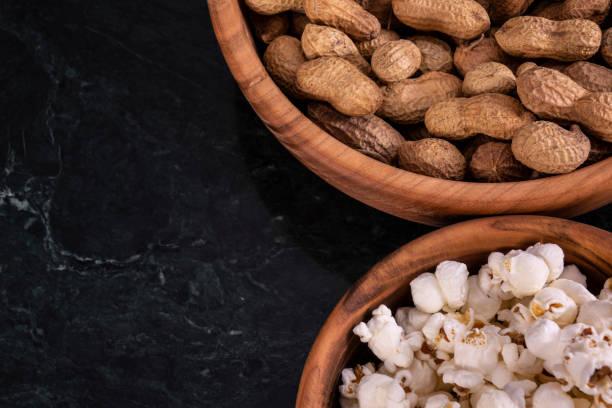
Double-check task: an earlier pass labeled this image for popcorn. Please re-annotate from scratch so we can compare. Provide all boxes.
[435,261,469,311]
[560,264,588,287]
[475,387,519,408]
[532,383,574,408]
[550,279,597,306]
[501,343,543,377]
[489,362,516,389]
[356,373,413,408]
[529,287,578,327]
[406,359,438,395]
[526,243,564,282]
[502,252,550,298]
[498,303,535,334]
[353,305,416,370]
[396,307,431,332]
[454,325,508,375]
[341,244,611,408]
[411,273,446,313]
[438,360,484,390]
[525,318,561,362]
[423,392,461,408]
[599,278,612,303]
[577,301,612,334]
[504,380,538,408]
[478,264,513,301]
[466,275,502,322]
[422,312,471,354]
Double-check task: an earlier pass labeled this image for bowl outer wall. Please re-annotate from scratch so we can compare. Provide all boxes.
[207,0,612,227]
[296,215,612,408]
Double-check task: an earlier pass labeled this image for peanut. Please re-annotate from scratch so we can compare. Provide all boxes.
[356,30,401,58]
[563,62,612,92]
[489,0,535,23]
[301,24,371,75]
[307,102,405,163]
[532,0,612,25]
[424,93,535,140]
[462,62,516,96]
[461,134,498,161]
[263,35,309,99]
[290,12,311,37]
[516,64,589,122]
[378,72,462,124]
[249,11,290,44]
[355,0,393,26]
[574,92,612,142]
[245,0,303,15]
[303,0,381,41]
[586,136,612,164]
[408,36,454,73]
[469,141,531,181]
[397,138,467,180]
[511,121,591,174]
[391,0,490,40]
[371,40,422,82]
[495,17,602,61]
[453,34,515,77]
[296,57,383,116]
[602,28,612,67]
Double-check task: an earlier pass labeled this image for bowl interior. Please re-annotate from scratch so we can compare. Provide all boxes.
[296,216,612,408]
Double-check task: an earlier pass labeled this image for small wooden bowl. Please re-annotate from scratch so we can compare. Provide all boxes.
[208,0,612,226]
[296,216,612,408]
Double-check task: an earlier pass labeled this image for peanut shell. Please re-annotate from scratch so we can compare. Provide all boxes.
[489,0,536,23]
[356,30,401,58]
[532,0,612,25]
[355,0,394,26]
[301,24,371,75]
[378,71,463,124]
[563,62,612,93]
[296,57,383,116]
[425,93,535,140]
[245,0,303,15]
[249,11,290,44]
[371,40,422,83]
[453,35,515,77]
[586,136,612,164]
[398,138,467,180]
[307,102,405,163]
[469,141,531,181]
[391,0,490,40]
[461,134,498,161]
[408,36,454,73]
[263,35,309,99]
[462,62,516,96]
[516,65,589,122]
[602,28,612,67]
[495,16,602,61]
[511,121,591,174]
[303,0,381,41]
[290,12,311,37]
[574,92,612,142]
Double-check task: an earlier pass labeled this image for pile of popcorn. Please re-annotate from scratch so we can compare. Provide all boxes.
[339,243,612,408]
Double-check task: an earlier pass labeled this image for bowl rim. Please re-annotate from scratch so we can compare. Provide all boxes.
[208,0,612,226]
[295,215,612,408]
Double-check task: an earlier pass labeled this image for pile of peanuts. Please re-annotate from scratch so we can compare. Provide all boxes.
[245,0,612,182]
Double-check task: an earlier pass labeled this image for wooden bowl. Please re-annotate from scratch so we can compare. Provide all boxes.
[208,0,612,226]
[296,215,612,408]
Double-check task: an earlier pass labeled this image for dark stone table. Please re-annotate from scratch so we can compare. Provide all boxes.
[0,1,610,407]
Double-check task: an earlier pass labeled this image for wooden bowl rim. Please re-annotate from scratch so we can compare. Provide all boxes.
[295,215,612,408]
[208,0,612,226]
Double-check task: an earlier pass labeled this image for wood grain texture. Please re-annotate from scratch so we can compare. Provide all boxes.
[295,216,612,408]
[207,0,612,226]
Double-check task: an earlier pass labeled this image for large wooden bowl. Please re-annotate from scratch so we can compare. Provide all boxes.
[208,0,612,226]
[296,215,612,408]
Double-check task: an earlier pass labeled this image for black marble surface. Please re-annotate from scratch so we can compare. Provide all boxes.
[0,1,610,407]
